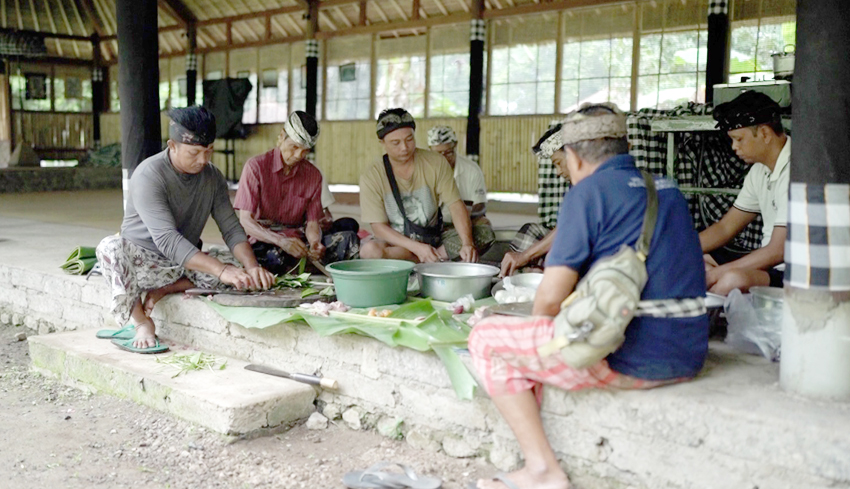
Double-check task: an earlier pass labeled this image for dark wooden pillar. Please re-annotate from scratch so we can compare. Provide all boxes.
[705,0,729,104]
[186,23,198,106]
[305,0,319,119]
[781,0,850,399]
[116,0,161,200]
[466,0,486,160]
[91,34,104,149]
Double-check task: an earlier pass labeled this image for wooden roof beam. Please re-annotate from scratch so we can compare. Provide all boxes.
[333,6,353,28]
[55,0,82,58]
[0,26,91,41]
[316,10,470,39]
[73,0,104,35]
[481,0,616,18]
[158,0,198,26]
[154,33,306,59]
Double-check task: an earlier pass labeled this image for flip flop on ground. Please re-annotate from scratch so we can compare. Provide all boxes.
[468,474,521,489]
[95,324,136,340]
[344,462,441,489]
[111,337,169,354]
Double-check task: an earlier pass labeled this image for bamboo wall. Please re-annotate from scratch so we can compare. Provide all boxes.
[93,113,549,193]
[13,111,93,150]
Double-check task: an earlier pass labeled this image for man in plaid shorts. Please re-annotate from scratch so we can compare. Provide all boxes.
[469,103,709,489]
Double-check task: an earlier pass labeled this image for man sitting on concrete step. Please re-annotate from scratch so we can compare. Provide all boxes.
[500,123,570,277]
[700,91,790,295]
[469,103,708,489]
[96,106,274,353]
[359,108,478,263]
[427,125,495,260]
[234,111,359,274]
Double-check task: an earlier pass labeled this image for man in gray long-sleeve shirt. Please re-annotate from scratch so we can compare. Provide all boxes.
[96,106,274,353]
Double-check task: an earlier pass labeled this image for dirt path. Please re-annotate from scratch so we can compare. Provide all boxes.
[0,323,491,489]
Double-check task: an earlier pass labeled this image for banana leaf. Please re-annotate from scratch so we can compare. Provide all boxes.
[60,257,98,275]
[65,246,97,262]
[203,298,479,399]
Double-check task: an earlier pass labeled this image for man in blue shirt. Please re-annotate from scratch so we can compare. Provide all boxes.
[469,103,708,489]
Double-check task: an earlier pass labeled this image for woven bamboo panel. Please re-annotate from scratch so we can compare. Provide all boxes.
[313,120,381,185]
[480,115,555,194]
[13,111,93,150]
[97,114,550,193]
[99,113,121,146]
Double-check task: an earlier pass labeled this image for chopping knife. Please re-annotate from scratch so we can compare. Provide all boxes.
[244,364,339,389]
[310,259,332,279]
[489,302,534,317]
[184,288,274,296]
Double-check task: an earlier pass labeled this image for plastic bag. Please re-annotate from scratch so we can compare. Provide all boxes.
[723,289,781,361]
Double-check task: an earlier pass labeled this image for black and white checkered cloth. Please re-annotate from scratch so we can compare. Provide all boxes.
[627,103,763,252]
[186,53,198,71]
[636,298,707,318]
[537,156,569,229]
[786,182,850,291]
[510,222,550,253]
[470,19,486,42]
[305,39,319,58]
[708,0,728,15]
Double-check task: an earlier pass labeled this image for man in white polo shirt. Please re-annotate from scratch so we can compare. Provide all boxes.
[428,126,495,260]
[699,91,790,295]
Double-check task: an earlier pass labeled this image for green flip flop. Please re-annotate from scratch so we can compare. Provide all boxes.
[111,337,169,354]
[96,324,136,340]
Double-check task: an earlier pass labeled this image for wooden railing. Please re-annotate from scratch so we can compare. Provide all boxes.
[48,112,556,193]
[13,111,94,151]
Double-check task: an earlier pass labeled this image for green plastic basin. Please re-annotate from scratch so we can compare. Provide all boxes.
[326,259,415,307]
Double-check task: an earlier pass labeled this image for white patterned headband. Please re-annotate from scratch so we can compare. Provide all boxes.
[376,110,416,139]
[560,102,627,146]
[283,111,319,148]
[533,122,564,159]
[427,126,457,146]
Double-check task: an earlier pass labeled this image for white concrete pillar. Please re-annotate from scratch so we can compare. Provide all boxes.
[781,289,850,399]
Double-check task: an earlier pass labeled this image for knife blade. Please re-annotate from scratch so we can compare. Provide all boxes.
[244,364,338,389]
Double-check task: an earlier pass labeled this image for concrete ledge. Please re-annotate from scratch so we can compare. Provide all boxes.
[28,330,316,436]
[3,262,850,489]
[0,167,121,193]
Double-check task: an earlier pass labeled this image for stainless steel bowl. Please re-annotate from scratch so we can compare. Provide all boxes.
[414,262,500,301]
[491,273,544,297]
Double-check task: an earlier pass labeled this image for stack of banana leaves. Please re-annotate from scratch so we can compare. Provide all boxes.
[60,246,98,275]
[204,297,480,400]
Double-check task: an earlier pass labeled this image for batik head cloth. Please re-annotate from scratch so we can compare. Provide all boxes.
[560,102,627,146]
[376,108,416,139]
[533,121,564,159]
[284,111,319,148]
[427,126,457,147]
[169,120,215,147]
[713,90,781,132]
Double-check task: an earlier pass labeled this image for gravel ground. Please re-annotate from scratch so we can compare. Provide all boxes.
[0,322,492,489]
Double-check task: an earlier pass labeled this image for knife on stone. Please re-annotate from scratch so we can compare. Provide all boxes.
[244,364,339,390]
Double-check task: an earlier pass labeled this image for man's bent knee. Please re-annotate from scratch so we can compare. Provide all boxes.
[359,240,385,259]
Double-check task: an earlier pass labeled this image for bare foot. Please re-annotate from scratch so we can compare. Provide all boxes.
[142,289,167,317]
[131,320,158,349]
[475,465,571,489]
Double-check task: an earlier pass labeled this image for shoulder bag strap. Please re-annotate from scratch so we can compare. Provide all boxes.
[383,155,412,236]
[634,170,659,261]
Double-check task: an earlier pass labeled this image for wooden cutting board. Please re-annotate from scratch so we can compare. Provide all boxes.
[206,287,335,308]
